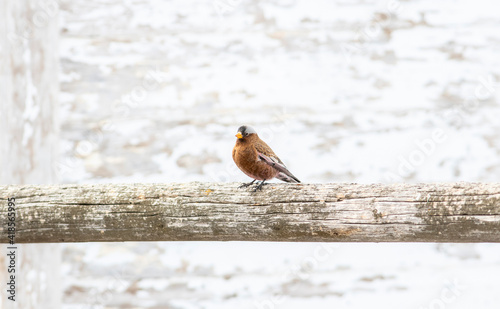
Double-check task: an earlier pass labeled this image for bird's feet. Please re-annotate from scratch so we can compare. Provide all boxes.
[252,180,267,192]
[238,179,256,189]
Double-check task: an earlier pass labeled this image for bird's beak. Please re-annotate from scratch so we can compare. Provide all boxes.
[235,132,243,139]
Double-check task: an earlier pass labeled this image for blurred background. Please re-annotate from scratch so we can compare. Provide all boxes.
[3,0,500,308]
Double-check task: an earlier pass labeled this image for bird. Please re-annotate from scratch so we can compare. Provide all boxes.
[232,125,300,191]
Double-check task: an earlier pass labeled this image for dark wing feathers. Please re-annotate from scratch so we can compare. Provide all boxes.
[257,153,300,183]
[255,143,301,183]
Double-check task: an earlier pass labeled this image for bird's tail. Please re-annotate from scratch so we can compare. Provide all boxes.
[276,172,300,183]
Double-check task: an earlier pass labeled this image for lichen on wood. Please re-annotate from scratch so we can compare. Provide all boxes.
[1,182,500,243]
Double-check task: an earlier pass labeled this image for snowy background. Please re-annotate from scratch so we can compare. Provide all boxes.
[57,0,500,308]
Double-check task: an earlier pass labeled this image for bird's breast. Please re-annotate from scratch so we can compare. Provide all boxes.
[233,142,279,180]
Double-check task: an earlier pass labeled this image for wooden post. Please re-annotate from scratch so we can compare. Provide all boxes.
[1,182,500,243]
[0,0,60,308]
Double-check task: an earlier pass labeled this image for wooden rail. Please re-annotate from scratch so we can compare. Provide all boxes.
[1,182,500,243]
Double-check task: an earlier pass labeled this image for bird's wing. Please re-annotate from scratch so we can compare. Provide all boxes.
[254,140,283,163]
[275,171,301,183]
[254,141,301,183]
[257,152,300,183]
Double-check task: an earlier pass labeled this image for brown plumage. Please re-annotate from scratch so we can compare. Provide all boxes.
[232,125,300,191]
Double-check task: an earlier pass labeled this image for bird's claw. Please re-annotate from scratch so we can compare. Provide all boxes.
[238,180,267,192]
[252,181,267,192]
[239,180,256,189]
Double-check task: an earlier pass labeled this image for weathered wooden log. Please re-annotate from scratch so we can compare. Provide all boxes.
[1,182,500,243]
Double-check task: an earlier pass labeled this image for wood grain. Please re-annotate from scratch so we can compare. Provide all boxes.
[1,182,500,243]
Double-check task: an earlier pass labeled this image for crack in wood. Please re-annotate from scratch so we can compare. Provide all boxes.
[2,182,500,243]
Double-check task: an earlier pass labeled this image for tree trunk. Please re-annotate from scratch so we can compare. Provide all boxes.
[2,182,500,243]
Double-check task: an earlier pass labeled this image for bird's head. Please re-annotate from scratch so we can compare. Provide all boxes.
[235,125,257,139]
